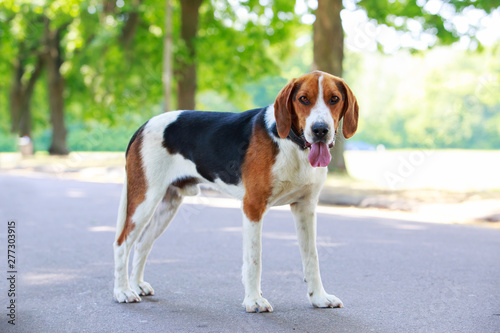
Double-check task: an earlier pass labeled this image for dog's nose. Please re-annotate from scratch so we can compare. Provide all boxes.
[311,123,329,140]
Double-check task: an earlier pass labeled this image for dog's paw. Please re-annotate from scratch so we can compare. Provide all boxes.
[114,287,142,303]
[243,297,274,313]
[309,292,343,308]
[131,281,155,296]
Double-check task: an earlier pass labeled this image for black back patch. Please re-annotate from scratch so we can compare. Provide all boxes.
[162,108,266,185]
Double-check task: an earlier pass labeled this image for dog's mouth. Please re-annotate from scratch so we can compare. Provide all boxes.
[304,139,334,168]
[305,141,334,149]
[294,128,334,168]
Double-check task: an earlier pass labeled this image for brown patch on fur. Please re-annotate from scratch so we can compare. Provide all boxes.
[321,74,344,129]
[161,140,174,154]
[117,127,147,246]
[334,79,359,138]
[274,79,296,139]
[171,177,199,189]
[241,123,278,222]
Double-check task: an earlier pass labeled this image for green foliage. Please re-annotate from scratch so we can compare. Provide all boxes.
[357,0,499,49]
[352,45,500,149]
[0,0,305,152]
[1,0,499,153]
[0,133,17,151]
[196,0,301,109]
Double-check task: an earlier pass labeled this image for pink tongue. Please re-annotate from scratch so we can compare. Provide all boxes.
[308,142,331,167]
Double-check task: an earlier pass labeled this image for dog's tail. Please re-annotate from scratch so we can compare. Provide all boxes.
[114,122,148,245]
[114,174,128,244]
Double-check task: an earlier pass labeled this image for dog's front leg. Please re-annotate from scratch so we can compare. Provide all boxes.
[291,200,343,308]
[241,213,273,313]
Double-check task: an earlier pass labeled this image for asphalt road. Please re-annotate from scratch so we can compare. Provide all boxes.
[0,174,499,333]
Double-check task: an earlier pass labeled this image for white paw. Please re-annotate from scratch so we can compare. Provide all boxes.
[131,281,155,296]
[243,296,274,313]
[309,292,343,308]
[114,287,142,303]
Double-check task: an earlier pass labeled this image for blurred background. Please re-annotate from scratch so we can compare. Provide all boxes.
[0,0,499,224]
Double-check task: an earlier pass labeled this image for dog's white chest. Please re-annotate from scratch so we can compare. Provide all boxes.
[269,141,327,206]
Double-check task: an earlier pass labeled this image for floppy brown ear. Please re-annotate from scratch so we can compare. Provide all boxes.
[340,80,359,139]
[274,78,296,139]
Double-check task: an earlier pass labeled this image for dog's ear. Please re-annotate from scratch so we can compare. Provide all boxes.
[339,80,359,139]
[274,78,296,139]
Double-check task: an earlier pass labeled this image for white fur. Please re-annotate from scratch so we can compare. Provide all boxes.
[265,105,328,206]
[264,104,277,131]
[213,179,245,200]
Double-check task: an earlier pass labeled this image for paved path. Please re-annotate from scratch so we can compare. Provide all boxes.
[0,174,499,332]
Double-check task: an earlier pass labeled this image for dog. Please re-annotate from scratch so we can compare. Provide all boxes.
[113,71,358,312]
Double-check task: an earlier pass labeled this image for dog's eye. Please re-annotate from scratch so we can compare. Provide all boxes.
[329,96,340,105]
[299,96,310,105]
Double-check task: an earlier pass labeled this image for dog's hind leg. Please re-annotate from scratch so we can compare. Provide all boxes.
[113,125,172,303]
[130,186,183,296]
[113,177,168,303]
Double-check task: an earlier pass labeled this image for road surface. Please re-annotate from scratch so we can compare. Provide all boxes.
[0,174,499,332]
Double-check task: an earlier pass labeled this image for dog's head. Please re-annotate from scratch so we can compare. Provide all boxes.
[274,71,359,167]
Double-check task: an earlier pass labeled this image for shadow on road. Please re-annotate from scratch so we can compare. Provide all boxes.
[1,174,499,332]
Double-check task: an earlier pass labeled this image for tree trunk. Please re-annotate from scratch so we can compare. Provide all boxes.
[43,18,69,155]
[103,0,116,15]
[177,0,203,110]
[120,0,142,50]
[313,0,347,172]
[162,0,173,112]
[9,59,23,135]
[21,57,43,138]
[9,51,43,140]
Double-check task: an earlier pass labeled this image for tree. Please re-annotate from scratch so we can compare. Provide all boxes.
[312,0,500,171]
[1,0,301,153]
[312,0,346,172]
[1,0,147,153]
[1,5,45,147]
[1,1,83,155]
[176,0,299,110]
[177,0,203,110]
[163,0,173,112]
[42,16,70,155]
[10,44,44,140]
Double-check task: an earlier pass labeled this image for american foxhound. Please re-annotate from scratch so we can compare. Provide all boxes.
[113,71,359,312]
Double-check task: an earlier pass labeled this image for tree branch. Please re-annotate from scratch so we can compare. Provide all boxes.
[25,55,44,98]
[56,20,73,35]
[120,0,143,49]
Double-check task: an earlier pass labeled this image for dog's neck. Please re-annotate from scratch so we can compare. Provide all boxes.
[287,126,308,150]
